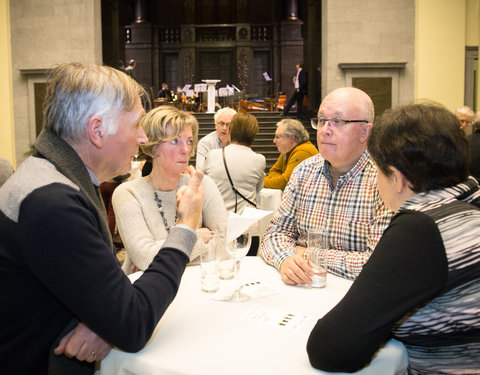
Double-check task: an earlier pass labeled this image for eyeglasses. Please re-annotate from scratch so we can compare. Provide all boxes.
[216,121,231,127]
[274,134,287,140]
[311,118,369,130]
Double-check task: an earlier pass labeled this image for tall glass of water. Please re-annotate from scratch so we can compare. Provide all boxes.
[306,229,328,288]
[226,232,252,302]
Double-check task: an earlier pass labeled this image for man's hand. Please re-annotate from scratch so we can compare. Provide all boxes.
[176,166,205,230]
[53,322,112,362]
[279,252,313,285]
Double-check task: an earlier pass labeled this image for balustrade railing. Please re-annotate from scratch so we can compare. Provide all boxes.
[251,25,273,41]
[195,25,236,42]
[158,27,181,43]
[125,24,274,44]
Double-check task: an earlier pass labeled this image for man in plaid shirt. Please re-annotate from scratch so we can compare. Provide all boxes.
[261,87,393,282]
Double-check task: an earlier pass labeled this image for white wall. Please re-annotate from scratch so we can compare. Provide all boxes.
[321,0,415,105]
[9,0,102,164]
[415,0,466,111]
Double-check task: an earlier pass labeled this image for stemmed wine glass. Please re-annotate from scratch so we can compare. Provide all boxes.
[226,232,252,302]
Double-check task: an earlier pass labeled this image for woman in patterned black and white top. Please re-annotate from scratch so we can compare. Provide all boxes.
[307,103,480,375]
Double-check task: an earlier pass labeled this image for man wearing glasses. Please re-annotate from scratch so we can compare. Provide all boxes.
[264,118,318,190]
[261,87,393,282]
[455,106,475,134]
[196,107,237,170]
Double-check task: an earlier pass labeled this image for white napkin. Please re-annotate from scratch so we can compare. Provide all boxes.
[226,207,272,243]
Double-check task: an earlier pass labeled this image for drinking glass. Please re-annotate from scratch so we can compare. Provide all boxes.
[199,230,221,293]
[226,232,252,302]
[306,229,328,288]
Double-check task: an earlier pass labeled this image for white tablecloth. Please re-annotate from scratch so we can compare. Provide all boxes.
[256,188,282,239]
[100,257,408,375]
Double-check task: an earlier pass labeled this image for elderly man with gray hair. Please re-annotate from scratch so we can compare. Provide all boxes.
[264,118,318,190]
[0,62,205,374]
[455,105,475,134]
[196,107,237,170]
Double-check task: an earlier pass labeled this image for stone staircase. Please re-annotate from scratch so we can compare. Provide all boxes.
[192,112,317,172]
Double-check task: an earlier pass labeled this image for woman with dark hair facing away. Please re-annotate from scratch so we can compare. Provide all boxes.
[202,112,266,255]
[307,103,480,375]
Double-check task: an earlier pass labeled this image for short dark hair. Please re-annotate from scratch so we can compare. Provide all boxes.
[230,112,258,146]
[368,103,469,193]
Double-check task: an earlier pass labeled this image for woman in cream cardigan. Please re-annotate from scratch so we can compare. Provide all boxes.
[112,106,227,273]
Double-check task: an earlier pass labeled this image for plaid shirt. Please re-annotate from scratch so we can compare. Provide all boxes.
[260,150,393,280]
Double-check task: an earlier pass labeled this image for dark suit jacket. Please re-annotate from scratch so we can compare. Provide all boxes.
[297,69,307,94]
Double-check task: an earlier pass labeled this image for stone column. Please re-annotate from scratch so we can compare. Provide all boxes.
[134,0,148,23]
[284,0,299,20]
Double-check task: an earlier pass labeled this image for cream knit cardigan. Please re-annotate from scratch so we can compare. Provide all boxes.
[112,173,227,273]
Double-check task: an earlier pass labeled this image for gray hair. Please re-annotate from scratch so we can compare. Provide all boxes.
[278,118,309,144]
[43,62,146,144]
[455,106,475,119]
[214,107,237,123]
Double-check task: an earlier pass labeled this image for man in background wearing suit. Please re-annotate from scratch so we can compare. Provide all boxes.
[282,63,307,120]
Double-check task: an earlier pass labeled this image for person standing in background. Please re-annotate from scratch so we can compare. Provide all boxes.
[282,63,307,120]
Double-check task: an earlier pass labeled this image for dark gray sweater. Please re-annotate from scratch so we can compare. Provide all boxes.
[0,129,195,374]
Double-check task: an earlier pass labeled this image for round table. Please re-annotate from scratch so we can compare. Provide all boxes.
[99,257,408,375]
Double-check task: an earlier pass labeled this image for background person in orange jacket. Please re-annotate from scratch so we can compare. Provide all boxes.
[264,118,318,190]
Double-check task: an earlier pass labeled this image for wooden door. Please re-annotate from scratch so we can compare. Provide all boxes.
[252,50,271,98]
[197,50,235,87]
[162,52,180,88]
